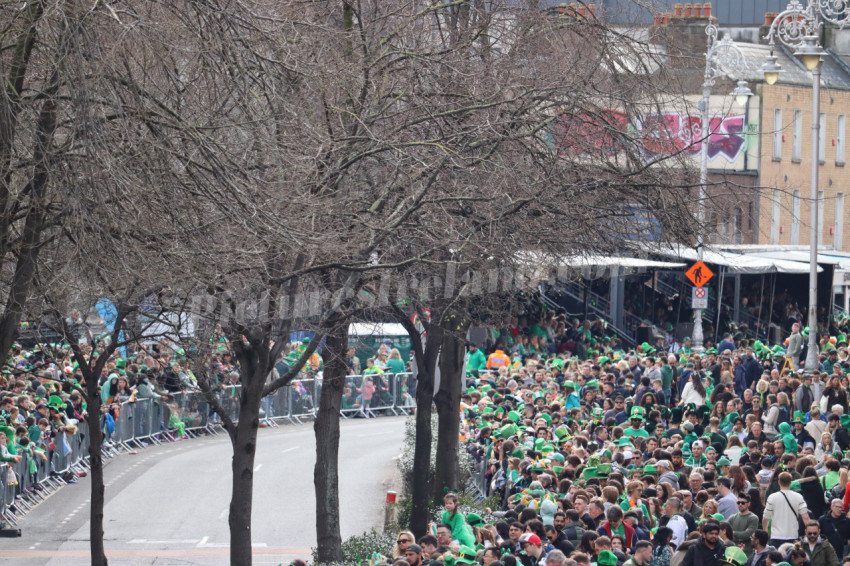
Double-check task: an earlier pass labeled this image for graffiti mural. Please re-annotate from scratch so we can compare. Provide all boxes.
[638,112,747,162]
[552,110,752,164]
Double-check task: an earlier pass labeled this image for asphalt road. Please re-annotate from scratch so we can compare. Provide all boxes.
[3,415,407,565]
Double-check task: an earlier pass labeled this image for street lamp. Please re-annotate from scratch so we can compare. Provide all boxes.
[692,23,752,354]
[763,0,849,374]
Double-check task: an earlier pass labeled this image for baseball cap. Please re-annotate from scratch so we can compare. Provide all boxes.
[521,533,542,546]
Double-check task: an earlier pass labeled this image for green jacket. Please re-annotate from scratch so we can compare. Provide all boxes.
[805,539,839,566]
[466,349,487,375]
[440,510,476,547]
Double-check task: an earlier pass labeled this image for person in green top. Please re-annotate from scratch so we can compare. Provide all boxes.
[820,457,841,491]
[465,343,487,377]
[685,440,708,468]
[440,492,475,547]
[385,348,406,375]
[624,407,649,438]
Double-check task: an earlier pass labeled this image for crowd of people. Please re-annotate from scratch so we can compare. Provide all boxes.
[384,313,850,566]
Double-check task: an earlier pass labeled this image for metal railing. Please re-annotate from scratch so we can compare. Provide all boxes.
[0,373,420,525]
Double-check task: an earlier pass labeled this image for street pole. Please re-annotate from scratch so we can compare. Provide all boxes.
[693,23,751,354]
[805,61,822,372]
[761,0,848,372]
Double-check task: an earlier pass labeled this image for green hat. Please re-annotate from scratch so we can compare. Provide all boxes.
[597,463,612,477]
[554,427,571,441]
[534,438,546,450]
[512,448,525,458]
[508,411,521,423]
[629,406,646,421]
[617,437,634,447]
[716,457,732,467]
[721,547,748,566]
[601,449,613,459]
[582,467,598,480]
[457,546,477,565]
[598,357,610,366]
[467,513,484,527]
[793,411,805,424]
[553,465,564,475]
[790,481,801,490]
[563,380,576,390]
[643,465,657,474]
[586,379,599,390]
[115,358,127,369]
[598,550,618,566]
[771,345,785,356]
[712,513,725,521]
[533,391,544,401]
[840,414,850,428]
[802,326,810,337]
[540,444,555,454]
[550,452,565,463]
[539,413,553,426]
[837,334,847,344]
[47,394,65,411]
[592,407,604,419]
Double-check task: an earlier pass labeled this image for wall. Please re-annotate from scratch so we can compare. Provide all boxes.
[758,83,850,250]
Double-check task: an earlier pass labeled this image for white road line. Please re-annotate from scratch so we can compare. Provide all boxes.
[197,536,209,547]
[218,508,228,520]
[281,446,299,454]
[254,464,263,472]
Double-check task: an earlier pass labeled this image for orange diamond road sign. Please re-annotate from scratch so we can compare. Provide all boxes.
[685,260,714,288]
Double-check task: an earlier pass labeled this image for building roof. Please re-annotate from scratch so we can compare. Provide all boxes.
[537,0,791,26]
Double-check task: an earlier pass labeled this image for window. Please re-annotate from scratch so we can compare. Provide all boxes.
[791,189,801,244]
[793,110,803,161]
[773,108,783,160]
[734,208,743,244]
[818,190,825,237]
[838,114,845,164]
[820,113,826,163]
[771,189,781,244]
[836,193,845,250]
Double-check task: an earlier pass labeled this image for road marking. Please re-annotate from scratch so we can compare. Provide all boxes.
[129,539,201,544]
[218,508,228,519]
[254,464,263,472]
[197,536,209,547]
[281,446,298,454]
[358,432,394,437]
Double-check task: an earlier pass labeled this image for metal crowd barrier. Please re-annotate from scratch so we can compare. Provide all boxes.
[0,370,421,524]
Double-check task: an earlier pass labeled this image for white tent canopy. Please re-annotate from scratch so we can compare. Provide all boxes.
[745,250,850,271]
[645,244,820,274]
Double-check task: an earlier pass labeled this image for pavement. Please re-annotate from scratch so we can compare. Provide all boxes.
[2,415,407,565]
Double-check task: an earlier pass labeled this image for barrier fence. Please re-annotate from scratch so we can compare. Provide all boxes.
[0,372,417,527]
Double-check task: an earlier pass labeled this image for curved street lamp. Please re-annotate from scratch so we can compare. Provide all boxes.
[692,22,752,354]
[762,0,850,374]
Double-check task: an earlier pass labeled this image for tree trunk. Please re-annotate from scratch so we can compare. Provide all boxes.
[86,390,108,566]
[229,385,261,566]
[314,320,349,563]
[410,381,434,539]
[433,331,463,501]
[409,324,442,539]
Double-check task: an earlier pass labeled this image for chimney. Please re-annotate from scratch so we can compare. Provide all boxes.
[694,3,702,17]
[765,13,778,26]
[702,2,711,18]
[578,4,586,17]
[674,3,683,16]
[588,3,596,17]
[654,12,665,25]
[684,3,693,17]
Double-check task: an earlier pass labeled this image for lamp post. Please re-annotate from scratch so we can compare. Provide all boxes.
[692,23,752,354]
[762,0,849,373]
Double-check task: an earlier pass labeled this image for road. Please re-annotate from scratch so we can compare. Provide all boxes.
[3,415,407,565]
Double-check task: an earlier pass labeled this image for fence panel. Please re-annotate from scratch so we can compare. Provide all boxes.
[393,373,416,414]
[340,375,364,417]
[290,379,316,420]
[367,373,395,415]
[217,386,242,424]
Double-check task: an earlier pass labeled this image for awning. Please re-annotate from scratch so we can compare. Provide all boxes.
[553,255,686,269]
[746,250,850,270]
[645,244,821,274]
